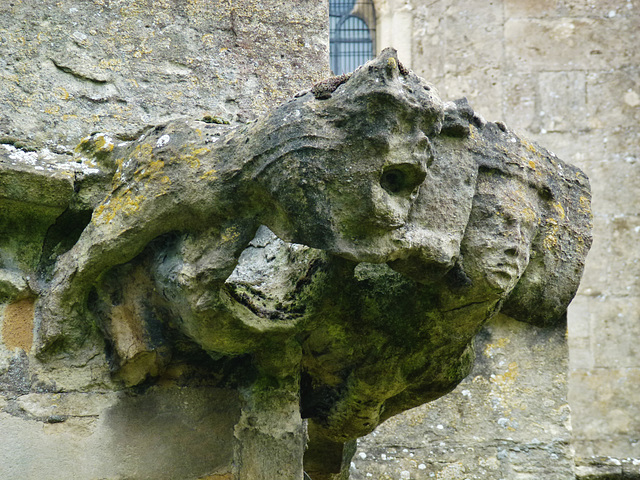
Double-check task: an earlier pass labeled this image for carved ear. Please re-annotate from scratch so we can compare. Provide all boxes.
[357,47,404,82]
[501,155,593,327]
[310,48,407,100]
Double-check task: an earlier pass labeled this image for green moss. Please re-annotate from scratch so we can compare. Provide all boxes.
[202,115,230,125]
[0,136,36,151]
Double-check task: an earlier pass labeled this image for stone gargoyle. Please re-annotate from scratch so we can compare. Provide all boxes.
[32,49,592,478]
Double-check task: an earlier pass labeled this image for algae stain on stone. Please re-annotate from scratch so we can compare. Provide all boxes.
[2,297,35,352]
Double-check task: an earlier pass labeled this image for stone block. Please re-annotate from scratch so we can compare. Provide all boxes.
[567,297,592,340]
[412,1,447,79]
[569,294,640,370]
[505,0,558,18]
[567,296,594,371]
[586,159,640,216]
[538,71,589,132]
[504,73,539,133]
[586,68,640,129]
[575,463,623,479]
[505,17,639,72]
[574,214,613,298]
[0,0,329,149]
[521,130,603,167]
[0,386,240,480]
[607,215,640,297]
[558,0,640,17]
[601,126,640,163]
[592,295,640,367]
[442,1,504,75]
[351,315,574,479]
[440,70,504,122]
[568,335,594,370]
[570,368,640,458]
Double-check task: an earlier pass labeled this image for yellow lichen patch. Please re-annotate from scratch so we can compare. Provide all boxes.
[543,218,559,250]
[44,105,60,114]
[178,147,211,170]
[191,147,211,156]
[484,337,510,357]
[134,158,165,181]
[579,196,591,214]
[93,190,145,225]
[167,90,184,101]
[553,202,566,220]
[521,139,538,154]
[99,58,124,71]
[132,37,153,58]
[53,86,69,100]
[94,134,114,152]
[111,157,126,186]
[201,33,216,45]
[387,57,398,69]
[491,362,519,385]
[131,143,154,162]
[221,226,240,243]
[200,169,218,181]
[521,206,537,224]
[528,160,536,170]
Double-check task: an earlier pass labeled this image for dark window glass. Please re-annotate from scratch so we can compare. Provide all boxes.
[329,0,376,75]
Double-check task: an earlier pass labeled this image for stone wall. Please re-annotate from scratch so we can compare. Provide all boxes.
[0,0,328,151]
[0,2,328,479]
[1,0,632,478]
[355,0,639,477]
[352,314,575,480]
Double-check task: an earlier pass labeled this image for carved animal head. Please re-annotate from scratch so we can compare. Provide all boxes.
[249,48,447,264]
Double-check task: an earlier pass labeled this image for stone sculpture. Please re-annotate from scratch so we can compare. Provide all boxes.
[16,49,590,479]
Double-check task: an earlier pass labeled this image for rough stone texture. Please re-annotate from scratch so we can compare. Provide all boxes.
[0,387,240,480]
[369,0,640,476]
[0,1,328,479]
[0,0,328,151]
[0,1,602,479]
[2,297,35,351]
[351,314,574,480]
[1,42,591,479]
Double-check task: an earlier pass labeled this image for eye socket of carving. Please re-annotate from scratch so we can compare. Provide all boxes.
[380,163,426,195]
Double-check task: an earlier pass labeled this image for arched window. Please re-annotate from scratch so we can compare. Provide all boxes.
[329,0,376,75]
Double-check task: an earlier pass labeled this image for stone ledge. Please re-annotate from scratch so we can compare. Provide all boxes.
[576,457,640,479]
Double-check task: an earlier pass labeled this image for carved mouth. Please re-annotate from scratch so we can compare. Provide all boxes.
[486,264,521,289]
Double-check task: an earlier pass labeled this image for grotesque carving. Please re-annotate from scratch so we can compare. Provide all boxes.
[32,49,592,478]
[37,48,448,354]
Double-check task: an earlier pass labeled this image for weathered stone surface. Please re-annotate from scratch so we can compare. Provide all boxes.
[0,1,601,476]
[403,2,639,473]
[505,17,639,72]
[10,49,587,478]
[0,145,76,290]
[351,314,575,480]
[1,1,329,478]
[0,0,328,150]
[0,386,240,480]
[570,367,640,459]
[0,44,592,478]
[575,456,640,480]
